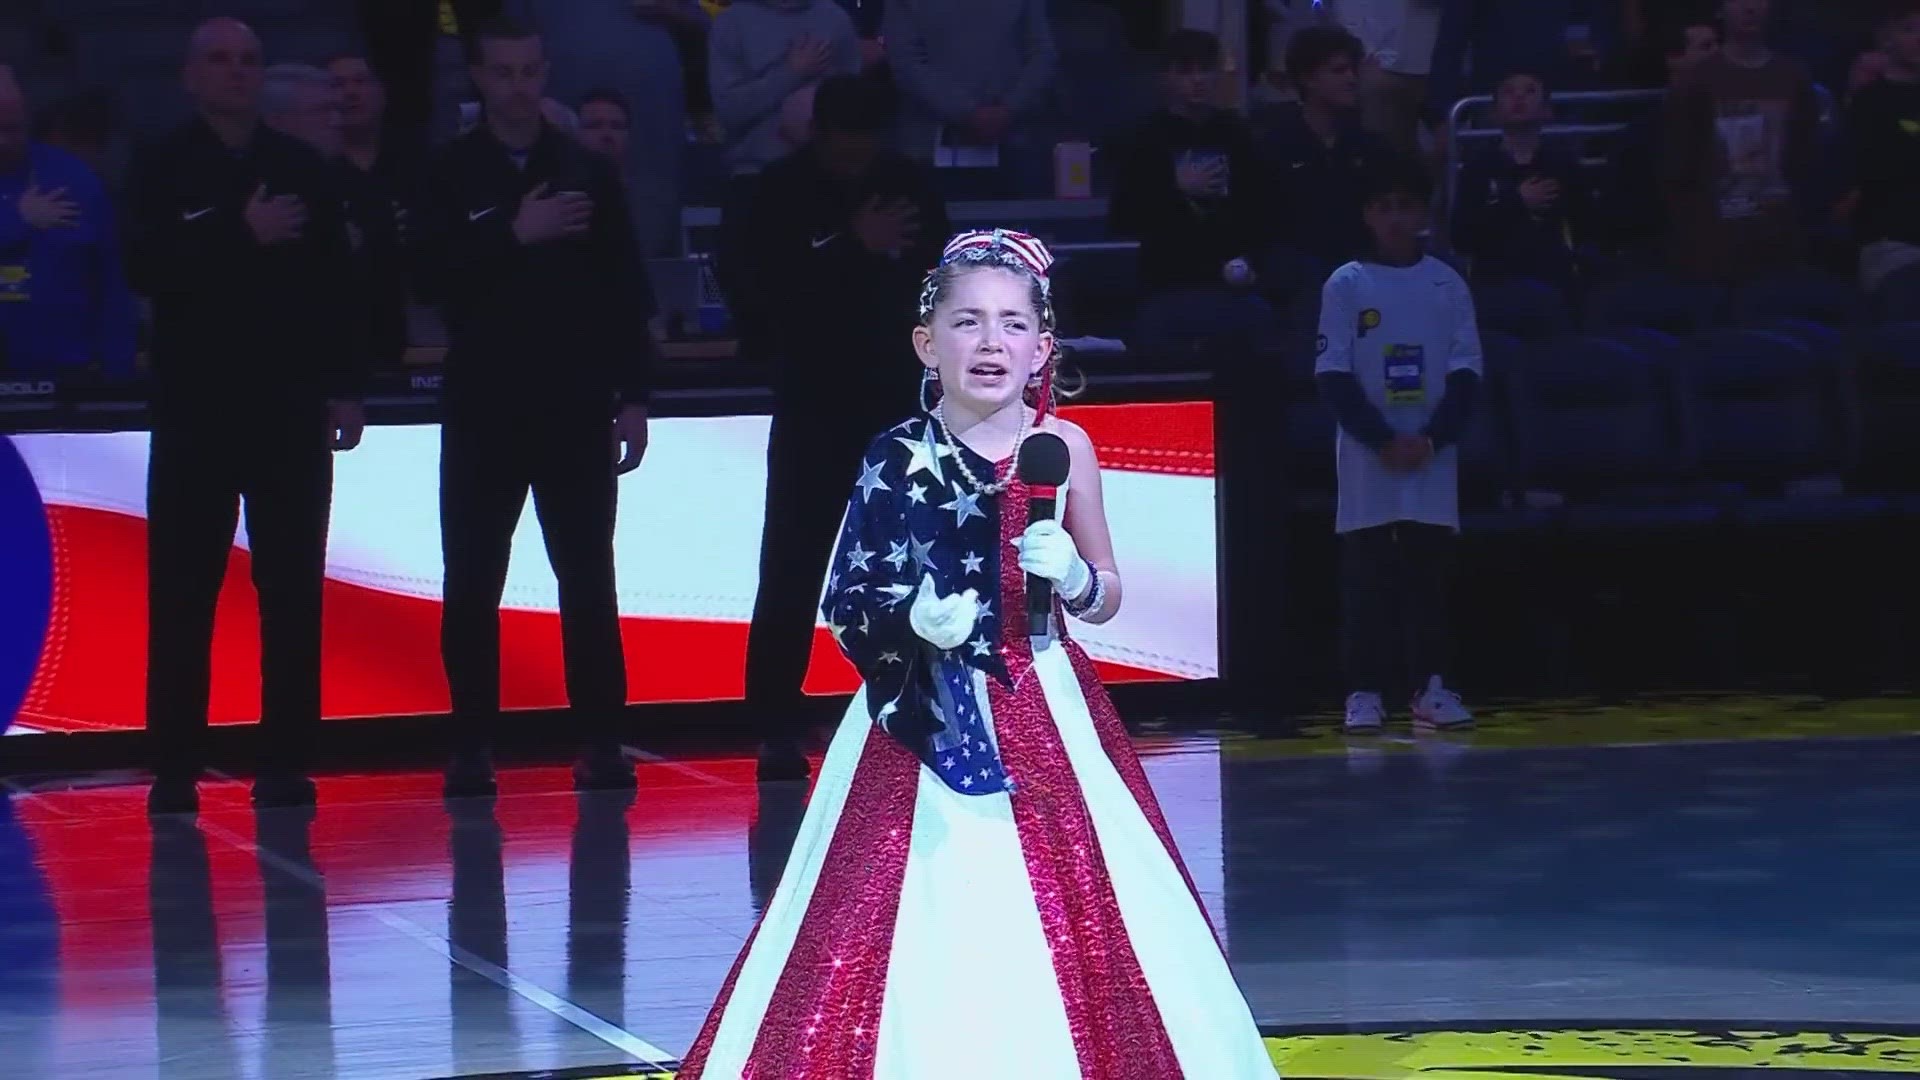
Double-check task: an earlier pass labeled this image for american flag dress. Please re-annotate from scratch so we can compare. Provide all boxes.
[677,415,1276,1079]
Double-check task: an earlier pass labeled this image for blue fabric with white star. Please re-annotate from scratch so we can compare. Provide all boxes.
[821,415,1013,795]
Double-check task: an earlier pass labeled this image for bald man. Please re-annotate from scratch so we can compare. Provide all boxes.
[124,18,369,815]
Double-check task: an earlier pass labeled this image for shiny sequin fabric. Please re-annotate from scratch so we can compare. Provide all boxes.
[678,428,1273,1080]
[986,461,1186,1078]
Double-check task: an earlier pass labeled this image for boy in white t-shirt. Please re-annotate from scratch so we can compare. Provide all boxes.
[1314,156,1482,733]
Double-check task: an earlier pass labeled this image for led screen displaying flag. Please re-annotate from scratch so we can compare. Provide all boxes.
[0,402,1217,734]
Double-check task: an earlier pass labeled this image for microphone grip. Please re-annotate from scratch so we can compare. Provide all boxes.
[1026,490,1057,636]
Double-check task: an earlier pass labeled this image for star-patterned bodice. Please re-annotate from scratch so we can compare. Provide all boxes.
[821,414,1025,794]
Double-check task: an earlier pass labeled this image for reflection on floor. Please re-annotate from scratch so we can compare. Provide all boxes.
[2,696,1918,1079]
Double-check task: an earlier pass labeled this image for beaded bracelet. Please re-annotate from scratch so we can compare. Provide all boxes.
[1063,560,1104,619]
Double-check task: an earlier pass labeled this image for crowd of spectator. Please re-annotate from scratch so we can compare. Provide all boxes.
[0,0,1917,379]
[1111,0,1920,353]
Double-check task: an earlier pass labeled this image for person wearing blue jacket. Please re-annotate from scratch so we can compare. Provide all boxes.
[0,80,138,378]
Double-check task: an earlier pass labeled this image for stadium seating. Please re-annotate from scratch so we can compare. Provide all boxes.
[1729,267,1862,329]
[1471,277,1572,340]
[1586,271,1724,333]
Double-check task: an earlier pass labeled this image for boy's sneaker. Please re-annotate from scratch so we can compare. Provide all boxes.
[1343,691,1387,734]
[1411,676,1474,731]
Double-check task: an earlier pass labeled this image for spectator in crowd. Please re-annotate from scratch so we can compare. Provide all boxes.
[577,88,671,259]
[1111,31,1269,295]
[734,73,947,780]
[1314,155,1481,735]
[125,18,366,815]
[1452,67,1588,290]
[1327,0,1444,157]
[1848,0,1920,298]
[327,52,419,374]
[1664,0,1819,281]
[708,0,860,176]
[883,0,1056,194]
[262,63,345,159]
[1264,24,1390,293]
[414,19,656,799]
[526,0,689,254]
[577,88,632,165]
[1609,15,1719,258]
[0,76,137,377]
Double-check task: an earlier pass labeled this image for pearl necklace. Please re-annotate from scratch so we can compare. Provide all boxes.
[933,401,1030,497]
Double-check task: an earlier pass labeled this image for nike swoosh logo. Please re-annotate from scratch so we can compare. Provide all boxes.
[469,208,495,222]
[810,233,838,249]
[182,208,215,221]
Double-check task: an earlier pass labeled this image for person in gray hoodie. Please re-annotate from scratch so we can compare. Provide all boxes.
[883,0,1056,171]
[709,0,861,175]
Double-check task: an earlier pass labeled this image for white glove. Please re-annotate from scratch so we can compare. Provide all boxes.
[908,573,980,650]
[1015,520,1092,602]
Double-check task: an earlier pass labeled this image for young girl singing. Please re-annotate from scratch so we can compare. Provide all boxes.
[678,230,1276,1079]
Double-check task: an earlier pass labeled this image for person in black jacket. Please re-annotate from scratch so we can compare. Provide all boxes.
[732,73,948,779]
[328,51,420,376]
[414,19,655,799]
[1109,29,1270,296]
[125,18,367,816]
[1451,67,1588,291]
[1260,24,1390,297]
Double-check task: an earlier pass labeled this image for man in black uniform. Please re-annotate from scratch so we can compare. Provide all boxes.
[733,74,948,778]
[125,18,366,815]
[327,51,418,376]
[414,19,654,799]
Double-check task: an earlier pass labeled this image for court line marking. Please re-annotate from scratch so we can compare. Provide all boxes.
[623,745,733,787]
[194,781,678,1071]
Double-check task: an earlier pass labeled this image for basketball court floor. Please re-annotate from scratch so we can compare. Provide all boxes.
[3,696,1918,1079]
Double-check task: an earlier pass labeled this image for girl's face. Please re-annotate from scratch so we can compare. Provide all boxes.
[914,267,1053,417]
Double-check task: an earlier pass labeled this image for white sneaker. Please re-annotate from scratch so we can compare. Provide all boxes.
[1411,676,1473,731]
[1343,691,1386,733]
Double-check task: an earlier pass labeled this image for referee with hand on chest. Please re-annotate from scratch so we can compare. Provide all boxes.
[415,18,655,800]
[127,17,366,816]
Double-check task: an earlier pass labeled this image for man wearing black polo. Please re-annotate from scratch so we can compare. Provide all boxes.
[415,19,654,799]
[125,18,366,815]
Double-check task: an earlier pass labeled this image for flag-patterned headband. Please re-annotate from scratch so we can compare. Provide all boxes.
[939,229,1055,277]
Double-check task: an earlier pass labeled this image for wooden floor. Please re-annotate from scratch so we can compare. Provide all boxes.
[5,702,1920,1079]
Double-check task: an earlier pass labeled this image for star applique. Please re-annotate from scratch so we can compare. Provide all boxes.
[908,533,939,574]
[961,551,985,575]
[855,458,891,502]
[828,619,848,647]
[906,482,928,505]
[844,542,874,572]
[875,690,902,726]
[940,482,986,528]
[884,540,910,571]
[969,636,992,657]
[978,599,994,621]
[894,424,952,484]
[879,582,914,609]
[878,650,902,664]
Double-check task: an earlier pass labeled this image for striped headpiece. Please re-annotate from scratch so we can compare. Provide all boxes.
[939,229,1055,277]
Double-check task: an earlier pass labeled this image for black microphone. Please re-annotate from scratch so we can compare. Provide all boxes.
[1017,432,1072,636]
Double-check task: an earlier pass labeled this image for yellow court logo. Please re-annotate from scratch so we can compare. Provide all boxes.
[1265,1027,1920,1079]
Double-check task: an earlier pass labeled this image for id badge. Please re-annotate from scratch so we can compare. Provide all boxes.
[1383,344,1426,405]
